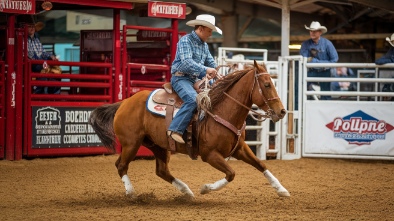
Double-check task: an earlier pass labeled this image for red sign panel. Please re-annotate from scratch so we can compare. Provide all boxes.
[0,0,36,14]
[148,1,186,19]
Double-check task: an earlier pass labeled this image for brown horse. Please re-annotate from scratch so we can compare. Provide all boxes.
[89,61,290,198]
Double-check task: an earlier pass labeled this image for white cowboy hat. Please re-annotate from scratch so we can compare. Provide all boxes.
[305,21,327,34]
[386,33,394,47]
[186,14,222,35]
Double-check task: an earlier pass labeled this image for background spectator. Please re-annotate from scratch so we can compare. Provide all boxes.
[300,21,339,100]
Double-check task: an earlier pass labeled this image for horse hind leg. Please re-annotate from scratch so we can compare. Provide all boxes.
[233,141,290,197]
[147,145,195,198]
[115,155,134,196]
[115,135,144,196]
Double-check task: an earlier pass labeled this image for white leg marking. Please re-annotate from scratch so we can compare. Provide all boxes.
[263,170,290,197]
[121,175,134,195]
[200,178,229,194]
[172,178,195,198]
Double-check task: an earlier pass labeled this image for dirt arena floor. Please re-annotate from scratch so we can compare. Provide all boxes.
[1,153,393,221]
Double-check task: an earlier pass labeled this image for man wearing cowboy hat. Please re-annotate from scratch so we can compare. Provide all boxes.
[375,33,394,100]
[375,33,394,65]
[300,21,338,100]
[167,14,222,144]
[19,15,58,94]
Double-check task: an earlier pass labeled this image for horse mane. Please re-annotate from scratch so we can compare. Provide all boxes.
[209,67,253,108]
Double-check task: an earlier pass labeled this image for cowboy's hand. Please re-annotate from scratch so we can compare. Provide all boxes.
[206,68,217,80]
[307,57,313,62]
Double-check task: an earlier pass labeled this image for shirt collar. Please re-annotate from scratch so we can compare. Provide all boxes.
[190,31,203,44]
[28,33,38,40]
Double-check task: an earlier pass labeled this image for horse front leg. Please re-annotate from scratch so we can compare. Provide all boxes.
[233,141,290,197]
[200,150,234,194]
[148,145,195,199]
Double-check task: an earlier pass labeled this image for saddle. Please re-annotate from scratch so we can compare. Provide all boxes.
[152,81,208,160]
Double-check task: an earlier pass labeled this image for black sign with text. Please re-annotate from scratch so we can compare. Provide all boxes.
[32,107,103,148]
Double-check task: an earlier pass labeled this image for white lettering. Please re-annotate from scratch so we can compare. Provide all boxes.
[87,134,101,143]
[63,135,87,144]
[65,111,91,123]
[65,124,87,133]
[11,72,16,107]
[39,111,58,121]
[333,117,387,134]
[36,135,61,144]
[0,0,32,12]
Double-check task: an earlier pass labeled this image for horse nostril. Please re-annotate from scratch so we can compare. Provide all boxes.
[281,109,287,116]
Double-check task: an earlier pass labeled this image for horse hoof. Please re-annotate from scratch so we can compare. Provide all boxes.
[277,191,290,197]
[200,185,210,194]
[125,187,135,196]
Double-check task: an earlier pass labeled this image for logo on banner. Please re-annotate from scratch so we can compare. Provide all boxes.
[325,110,394,145]
[148,1,186,19]
[0,0,35,14]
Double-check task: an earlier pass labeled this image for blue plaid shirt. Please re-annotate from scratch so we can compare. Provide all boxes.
[27,33,52,60]
[300,37,338,63]
[171,31,216,79]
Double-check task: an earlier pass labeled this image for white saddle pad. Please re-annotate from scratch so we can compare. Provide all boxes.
[146,89,180,117]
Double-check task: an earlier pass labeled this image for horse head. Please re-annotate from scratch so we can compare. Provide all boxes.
[251,60,286,122]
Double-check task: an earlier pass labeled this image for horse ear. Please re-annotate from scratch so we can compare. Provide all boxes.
[254,60,263,72]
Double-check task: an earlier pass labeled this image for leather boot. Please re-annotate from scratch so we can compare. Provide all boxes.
[167,131,185,144]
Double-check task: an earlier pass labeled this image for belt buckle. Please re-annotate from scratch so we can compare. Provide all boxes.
[175,72,184,76]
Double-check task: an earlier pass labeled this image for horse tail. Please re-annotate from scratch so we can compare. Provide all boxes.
[89,102,122,153]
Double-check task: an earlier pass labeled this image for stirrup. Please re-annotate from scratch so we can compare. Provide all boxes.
[167,131,185,144]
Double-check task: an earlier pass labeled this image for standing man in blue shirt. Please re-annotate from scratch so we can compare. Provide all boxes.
[375,33,394,65]
[300,21,338,100]
[167,14,222,143]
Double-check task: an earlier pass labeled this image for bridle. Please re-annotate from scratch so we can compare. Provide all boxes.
[224,69,280,122]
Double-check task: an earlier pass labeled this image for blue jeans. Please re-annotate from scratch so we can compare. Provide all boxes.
[308,69,331,100]
[168,75,197,135]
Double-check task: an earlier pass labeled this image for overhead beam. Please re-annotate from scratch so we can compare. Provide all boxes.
[207,33,392,43]
[237,16,253,39]
[248,0,281,9]
[349,0,394,12]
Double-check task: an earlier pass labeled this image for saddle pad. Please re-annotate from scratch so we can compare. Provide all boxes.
[146,89,180,117]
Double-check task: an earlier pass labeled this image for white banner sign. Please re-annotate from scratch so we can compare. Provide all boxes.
[304,102,394,157]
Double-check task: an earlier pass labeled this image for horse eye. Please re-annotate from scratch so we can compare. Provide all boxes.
[264,82,270,87]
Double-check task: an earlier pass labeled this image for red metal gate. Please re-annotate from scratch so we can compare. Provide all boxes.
[25,60,116,157]
[0,61,5,159]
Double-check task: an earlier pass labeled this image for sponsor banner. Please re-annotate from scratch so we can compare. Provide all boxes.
[81,30,113,52]
[136,30,170,41]
[304,102,394,156]
[148,1,186,19]
[32,106,103,148]
[0,0,35,14]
